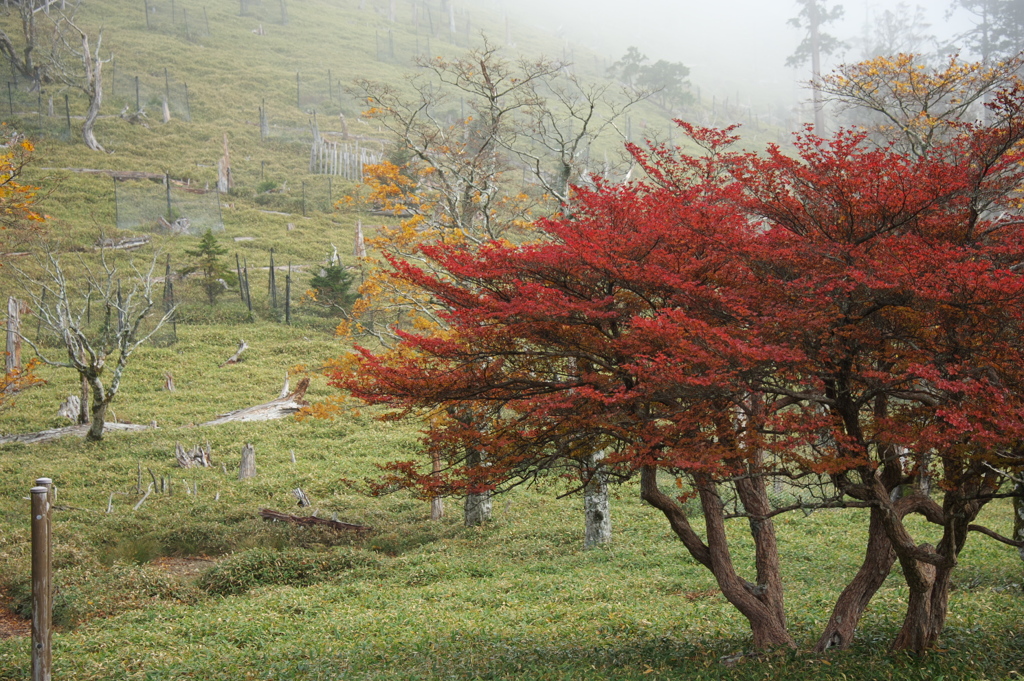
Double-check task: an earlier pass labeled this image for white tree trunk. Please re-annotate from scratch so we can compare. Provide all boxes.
[5,297,21,373]
[1015,482,1024,562]
[583,450,611,549]
[463,447,492,526]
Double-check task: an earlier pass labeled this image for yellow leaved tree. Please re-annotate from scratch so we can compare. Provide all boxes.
[817,52,1024,156]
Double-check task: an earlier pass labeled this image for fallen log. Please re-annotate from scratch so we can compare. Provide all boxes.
[200,377,309,426]
[259,508,372,534]
[0,422,154,445]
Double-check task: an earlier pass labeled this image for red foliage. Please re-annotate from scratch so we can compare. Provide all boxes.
[331,92,1024,652]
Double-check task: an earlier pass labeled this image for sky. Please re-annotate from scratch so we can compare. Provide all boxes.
[497,0,978,110]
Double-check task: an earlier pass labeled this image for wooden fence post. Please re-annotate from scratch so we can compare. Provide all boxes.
[31,481,52,681]
[6,296,24,374]
[285,264,292,325]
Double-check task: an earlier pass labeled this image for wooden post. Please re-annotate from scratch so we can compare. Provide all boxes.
[165,172,173,220]
[242,257,252,314]
[135,75,140,112]
[235,253,245,302]
[285,264,291,325]
[268,249,278,309]
[63,94,70,138]
[31,482,52,681]
[238,443,256,479]
[6,296,23,373]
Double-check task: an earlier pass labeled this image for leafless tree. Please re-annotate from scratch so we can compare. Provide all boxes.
[47,10,106,151]
[16,247,174,440]
[0,1,108,151]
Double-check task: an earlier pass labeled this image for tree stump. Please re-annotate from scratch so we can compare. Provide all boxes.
[57,395,80,422]
[292,487,311,507]
[175,442,212,468]
[238,443,256,480]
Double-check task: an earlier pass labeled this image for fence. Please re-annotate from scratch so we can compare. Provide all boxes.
[109,63,191,121]
[309,137,383,181]
[239,0,289,25]
[142,0,213,40]
[113,176,224,234]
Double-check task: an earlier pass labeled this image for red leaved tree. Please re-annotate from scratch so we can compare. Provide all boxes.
[725,94,1024,651]
[336,101,1024,652]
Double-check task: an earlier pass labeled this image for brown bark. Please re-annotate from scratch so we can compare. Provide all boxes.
[639,467,794,650]
[696,478,795,649]
[815,506,896,651]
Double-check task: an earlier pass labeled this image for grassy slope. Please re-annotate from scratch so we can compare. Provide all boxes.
[0,1,1023,679]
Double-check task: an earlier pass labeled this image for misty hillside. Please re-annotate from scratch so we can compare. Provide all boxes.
[0,0,787,254]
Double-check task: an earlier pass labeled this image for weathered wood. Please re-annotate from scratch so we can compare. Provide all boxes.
[219,339,249,367]
[163,372,175,391]
[175,441,212,468]
[6,296,25,373]
[200,377,310,426]
[278,372,290,398]
[259,508,371,534]
[217,133,233,192]
[292,487,311,507]
[237,443,256,480]
[95,234,152,251]
[31,484,51,681]
[133,483,154,511]
[0,422,154,445]
[57,395,80,421]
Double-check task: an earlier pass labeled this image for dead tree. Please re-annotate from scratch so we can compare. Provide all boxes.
[16,247,175,441]
[47,10,108,152]
[0,1,50,89]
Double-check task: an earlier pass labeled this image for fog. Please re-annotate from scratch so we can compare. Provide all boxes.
[501,0,978,111]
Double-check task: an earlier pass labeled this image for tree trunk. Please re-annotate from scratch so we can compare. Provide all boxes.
[5,296,21,374]
[583,451,611,549]
[81,39,104,153]
[697,480,795,649]
[78,375,89,425]
[891,549,943,652]
[463,448,491,526]
[85,394,108,441]
[815,507,896,651]
[1015,482,1024,563]
[430,450,443,520]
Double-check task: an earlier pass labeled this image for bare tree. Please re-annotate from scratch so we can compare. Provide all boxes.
[348,37,649,530]
[0,0,51,89]
[47,10,106,152]
[0,2,106,150]
[17,247,174,440]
